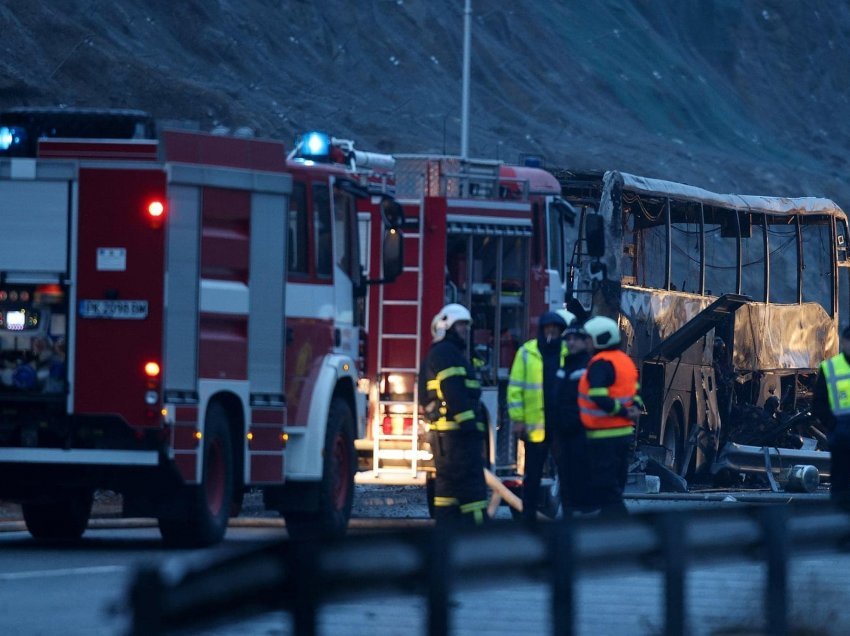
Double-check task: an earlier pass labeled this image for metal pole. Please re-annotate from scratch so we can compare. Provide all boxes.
[460,0,472,160]
[427,525,451,636]
[660,512,686,636]
[762,506,789,636]
[551,519,575,636]
[292,541,319,636]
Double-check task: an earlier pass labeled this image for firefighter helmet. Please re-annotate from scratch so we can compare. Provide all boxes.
[556,308,577,328]
[583,315,621,348]
[431,303,472,342]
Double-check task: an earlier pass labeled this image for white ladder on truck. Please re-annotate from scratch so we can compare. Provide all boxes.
[373,200,425,478]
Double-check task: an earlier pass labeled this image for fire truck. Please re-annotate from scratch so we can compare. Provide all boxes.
[354,151,578,504]
[0,109,403,545]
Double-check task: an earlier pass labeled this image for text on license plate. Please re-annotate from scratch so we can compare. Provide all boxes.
[78,300,149,320]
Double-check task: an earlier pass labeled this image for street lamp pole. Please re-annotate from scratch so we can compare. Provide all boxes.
[460,0,471,161]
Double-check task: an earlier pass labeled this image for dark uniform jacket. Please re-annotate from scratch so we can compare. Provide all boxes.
[554,350,592,436]
[419,331,483,434]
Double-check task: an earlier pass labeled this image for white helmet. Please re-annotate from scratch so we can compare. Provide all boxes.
[583,315,621,348]
[431,303,472,342]
[556,309,577,328]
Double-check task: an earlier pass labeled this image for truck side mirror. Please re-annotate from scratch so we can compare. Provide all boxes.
[585,214,606,258]
[381,228,404,282]
[381,197,405,230]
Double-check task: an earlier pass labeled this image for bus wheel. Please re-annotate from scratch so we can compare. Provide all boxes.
[22,488,93,541]
[158,402,233,547]
[286,397,355,539]
[662,409,684,475]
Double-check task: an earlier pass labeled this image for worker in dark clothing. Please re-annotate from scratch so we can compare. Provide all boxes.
[578,316,643,516]
[811,325,850,511]
[552,317,595,514]
[508,310,568,524]
[420,303,489,526]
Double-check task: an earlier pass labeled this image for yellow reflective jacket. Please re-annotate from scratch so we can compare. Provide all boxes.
[821,352,850,416]
[507,338,567,442]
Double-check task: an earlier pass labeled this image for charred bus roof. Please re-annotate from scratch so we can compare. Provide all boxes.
[552,168,846,219]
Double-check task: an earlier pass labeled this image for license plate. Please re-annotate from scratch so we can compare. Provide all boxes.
[78,300,148,320]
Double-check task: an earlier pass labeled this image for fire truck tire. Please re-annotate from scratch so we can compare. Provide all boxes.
[158,402,234,547]
[22,488,93,541]
[285,397,355,539]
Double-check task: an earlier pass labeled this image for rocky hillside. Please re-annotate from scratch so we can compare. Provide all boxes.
[2,0,849,206]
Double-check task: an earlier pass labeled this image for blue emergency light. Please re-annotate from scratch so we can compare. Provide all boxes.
[300,131,331,160]
[0,127,15,150]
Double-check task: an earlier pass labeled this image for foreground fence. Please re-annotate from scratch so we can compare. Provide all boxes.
[127,502,850,636]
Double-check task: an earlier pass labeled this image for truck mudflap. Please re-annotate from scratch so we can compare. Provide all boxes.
[0,447,160,465]
[712,441,831,488]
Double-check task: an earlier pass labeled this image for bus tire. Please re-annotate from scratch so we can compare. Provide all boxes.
[662,408,684,475]
[22,488,93,541]
[285,397,355,539]
[158,402,233,547]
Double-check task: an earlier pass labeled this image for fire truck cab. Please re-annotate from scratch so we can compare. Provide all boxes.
[0,110,403,545]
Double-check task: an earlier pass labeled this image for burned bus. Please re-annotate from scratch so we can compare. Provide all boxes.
[555,170,850,489]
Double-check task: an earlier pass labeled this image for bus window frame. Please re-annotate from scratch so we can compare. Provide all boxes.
[765,213,801,305]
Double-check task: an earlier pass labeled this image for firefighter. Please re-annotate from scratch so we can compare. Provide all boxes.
[508,311,568,524]
[578,316,643,516]
[419,303,489,526]
[812,325,850,510]
[552,313,595,514]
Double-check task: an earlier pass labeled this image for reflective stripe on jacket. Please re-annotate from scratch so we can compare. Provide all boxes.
[578,349,639,432]
[507,339,567,442]
[821,353,850,417]
[420,337,484,434]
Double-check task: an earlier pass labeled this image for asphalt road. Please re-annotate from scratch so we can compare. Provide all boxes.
[0,486,846,635]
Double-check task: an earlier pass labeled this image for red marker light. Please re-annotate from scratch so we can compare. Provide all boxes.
[147,200,165,218]
[144,361,161,377]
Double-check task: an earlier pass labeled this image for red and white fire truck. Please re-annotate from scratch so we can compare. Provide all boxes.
[0,109,403,545]
[355,152,577,497]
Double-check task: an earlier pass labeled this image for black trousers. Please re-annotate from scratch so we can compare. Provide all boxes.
[829,422,850,509]
[521,440,551,523]
[551,428,594,514]
[584,434,631,516]
[431,430,488,526]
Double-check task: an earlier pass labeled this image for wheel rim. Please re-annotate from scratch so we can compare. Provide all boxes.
[205,437,226,516]
[331,433,350,510]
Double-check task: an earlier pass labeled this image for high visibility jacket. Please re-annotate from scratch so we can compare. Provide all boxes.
[820,353,850,416]
[507,339,568,442]
[578,348,639,438]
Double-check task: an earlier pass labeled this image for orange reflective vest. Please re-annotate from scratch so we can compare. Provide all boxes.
[578,349,639,432]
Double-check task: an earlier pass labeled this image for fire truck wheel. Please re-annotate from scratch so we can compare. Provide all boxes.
[285,397,355,539]
[158,402,234,547]
[22,488,93,541]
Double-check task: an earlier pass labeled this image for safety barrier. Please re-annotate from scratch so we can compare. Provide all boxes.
[126,502,850,636]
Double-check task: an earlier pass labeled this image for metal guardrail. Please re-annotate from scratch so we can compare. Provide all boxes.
[126,502,850,636]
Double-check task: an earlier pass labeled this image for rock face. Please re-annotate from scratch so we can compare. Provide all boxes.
[1,1,849,205]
